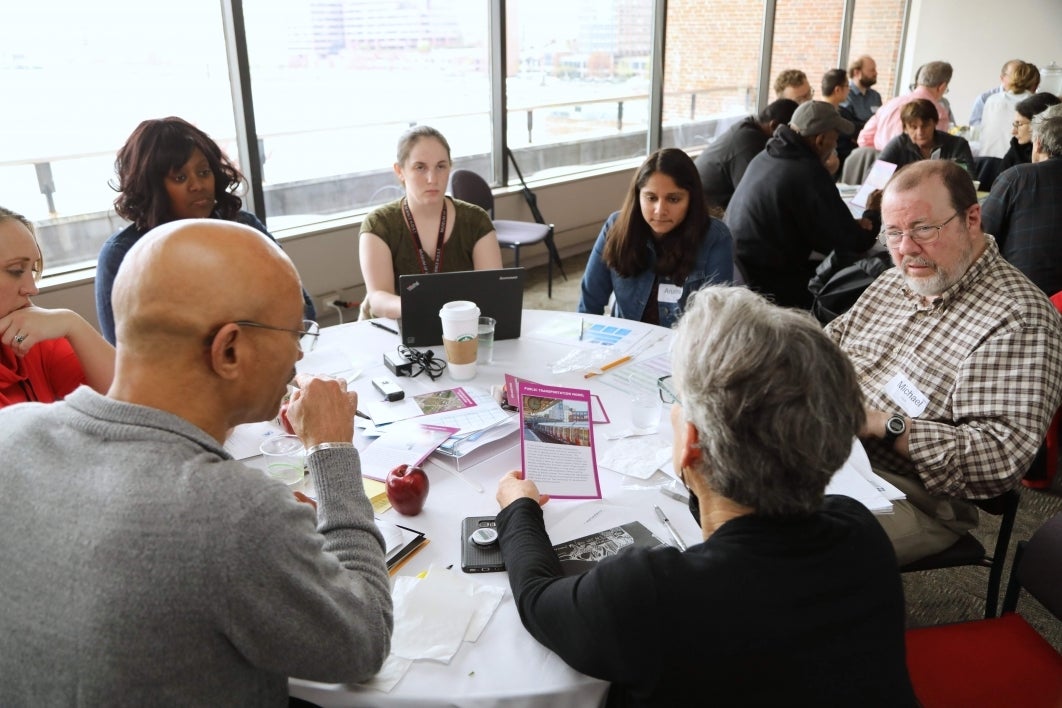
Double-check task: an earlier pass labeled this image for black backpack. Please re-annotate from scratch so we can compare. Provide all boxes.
[808,250,892,325]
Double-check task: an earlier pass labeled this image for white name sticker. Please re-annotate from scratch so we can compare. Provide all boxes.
[658,283,682,304]
[884,372,929,417]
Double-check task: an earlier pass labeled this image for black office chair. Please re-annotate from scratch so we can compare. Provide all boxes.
[450,169,560,297]
[900,486,1022,619]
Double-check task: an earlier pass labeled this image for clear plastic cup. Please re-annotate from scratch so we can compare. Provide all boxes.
[259,434,306,486]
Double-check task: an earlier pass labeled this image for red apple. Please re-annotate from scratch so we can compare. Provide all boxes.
[385,464,430,516]
[277,402,296,435]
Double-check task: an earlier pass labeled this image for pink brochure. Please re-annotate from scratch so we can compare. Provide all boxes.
[505,374,609,423]
[516,380,602,500]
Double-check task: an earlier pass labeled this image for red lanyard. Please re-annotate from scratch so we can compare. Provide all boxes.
[402,198,448,274]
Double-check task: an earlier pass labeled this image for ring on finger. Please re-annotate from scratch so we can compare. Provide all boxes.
[13,333,26,344]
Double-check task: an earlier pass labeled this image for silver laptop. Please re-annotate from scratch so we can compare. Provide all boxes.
[398,268,525,347]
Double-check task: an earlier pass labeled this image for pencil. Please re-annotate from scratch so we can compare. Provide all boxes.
[584,355,633,379]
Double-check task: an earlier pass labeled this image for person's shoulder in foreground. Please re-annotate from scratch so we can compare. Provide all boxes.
[496,286,915,707]
[0,219,392,705]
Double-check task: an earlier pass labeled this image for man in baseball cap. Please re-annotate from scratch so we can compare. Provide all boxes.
[726,100,877,309]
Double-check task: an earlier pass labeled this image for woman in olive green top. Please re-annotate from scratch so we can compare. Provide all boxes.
[359,126,502,319]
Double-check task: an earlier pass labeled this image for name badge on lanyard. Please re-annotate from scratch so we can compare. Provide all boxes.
[884,372,929,417]
[658,283,682,304]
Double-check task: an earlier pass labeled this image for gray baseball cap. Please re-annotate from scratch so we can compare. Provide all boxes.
[790,101,854,137]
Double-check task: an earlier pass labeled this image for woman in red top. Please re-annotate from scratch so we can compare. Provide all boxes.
[0,207,114,408]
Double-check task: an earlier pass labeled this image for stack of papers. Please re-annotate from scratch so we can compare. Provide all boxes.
[826,441,905,514]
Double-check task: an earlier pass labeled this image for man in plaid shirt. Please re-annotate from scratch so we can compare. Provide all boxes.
[827,160,1062,564]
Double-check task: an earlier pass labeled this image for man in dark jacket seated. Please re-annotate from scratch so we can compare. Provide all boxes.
[493,286,916,707]
[694,99,798,212]
[726,101,878,309]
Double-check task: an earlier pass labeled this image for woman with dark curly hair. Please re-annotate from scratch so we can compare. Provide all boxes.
[578,148,733,327]
[96,117,315,343]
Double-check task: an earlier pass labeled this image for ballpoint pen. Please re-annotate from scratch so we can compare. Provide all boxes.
[654,505,687,551]
[370,321,399,335]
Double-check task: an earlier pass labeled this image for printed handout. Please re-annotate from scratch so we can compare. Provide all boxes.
[517,380,601,499]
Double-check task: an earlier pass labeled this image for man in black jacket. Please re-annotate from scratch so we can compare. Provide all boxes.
[694,99,798,211]
[726,100,878,309]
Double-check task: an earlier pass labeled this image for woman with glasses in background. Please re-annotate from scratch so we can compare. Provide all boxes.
[96,117,316,345]
[1,207,114,409]
[578,148,733,328]
[999,92,1061,173]
[358,125,502,320]
[492,286,915,706]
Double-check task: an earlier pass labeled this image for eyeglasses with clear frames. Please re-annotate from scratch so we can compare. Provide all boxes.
[878,211,960,246]
[657,375,680,405]
[233,319,320,352]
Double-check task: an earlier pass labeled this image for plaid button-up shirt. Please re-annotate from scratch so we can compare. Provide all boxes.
[827,236,1062,499]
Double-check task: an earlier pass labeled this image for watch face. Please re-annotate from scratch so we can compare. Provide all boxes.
[886,416,906,435]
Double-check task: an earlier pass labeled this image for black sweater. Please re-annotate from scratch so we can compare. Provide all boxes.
[497,495,916,708]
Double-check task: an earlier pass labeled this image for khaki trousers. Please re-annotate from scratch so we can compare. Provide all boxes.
[873,469,980,566]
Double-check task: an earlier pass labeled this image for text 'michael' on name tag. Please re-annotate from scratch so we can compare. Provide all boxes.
[884,372,929,418]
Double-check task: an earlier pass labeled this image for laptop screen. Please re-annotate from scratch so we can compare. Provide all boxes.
[397,268,525,347]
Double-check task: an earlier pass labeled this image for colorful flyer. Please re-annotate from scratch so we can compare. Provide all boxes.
[516,380,601,499]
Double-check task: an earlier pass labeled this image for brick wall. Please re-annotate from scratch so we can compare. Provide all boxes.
[663,0,905,127]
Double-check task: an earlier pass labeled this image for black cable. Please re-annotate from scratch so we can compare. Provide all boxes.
[397,344,447,381]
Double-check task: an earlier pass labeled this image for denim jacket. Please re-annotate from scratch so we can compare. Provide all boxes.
[578,212,734,328]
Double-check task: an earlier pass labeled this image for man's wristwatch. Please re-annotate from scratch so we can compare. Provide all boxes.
[883,414,907,446]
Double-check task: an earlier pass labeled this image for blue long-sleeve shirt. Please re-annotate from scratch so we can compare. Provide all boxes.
[578,212,733,327]
[95,211,316,343]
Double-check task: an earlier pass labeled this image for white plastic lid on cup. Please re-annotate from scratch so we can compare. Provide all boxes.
[439,300,481,335]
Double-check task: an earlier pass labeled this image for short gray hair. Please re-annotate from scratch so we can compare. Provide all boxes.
[1032,115,1062,159]
[670,286,865,517]
[917,61,953,88]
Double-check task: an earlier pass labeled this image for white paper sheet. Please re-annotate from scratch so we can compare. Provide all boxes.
[598,438,671,480]
[389,567,476,663]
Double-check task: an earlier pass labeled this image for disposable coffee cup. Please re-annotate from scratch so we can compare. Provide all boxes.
[439,300,480,380]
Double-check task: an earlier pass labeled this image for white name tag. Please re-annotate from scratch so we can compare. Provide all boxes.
[884,372,929,417]
[658,283,682,304]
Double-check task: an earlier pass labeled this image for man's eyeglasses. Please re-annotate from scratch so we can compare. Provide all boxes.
[657,375,680,405]
[233,319,320,352]
[878,212,961,246]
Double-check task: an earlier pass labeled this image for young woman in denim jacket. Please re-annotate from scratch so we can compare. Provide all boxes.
[578,148,733,328]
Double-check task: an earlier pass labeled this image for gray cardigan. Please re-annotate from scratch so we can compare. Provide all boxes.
[0,388,393,706]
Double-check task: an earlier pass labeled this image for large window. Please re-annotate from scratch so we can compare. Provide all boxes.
[243,0,491,229]
[849,0,907,101]
[4,0,910,278]
[768,0,846,102]
[504,0,654,180]
[661,0,764,150]
[4,0,235,272]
